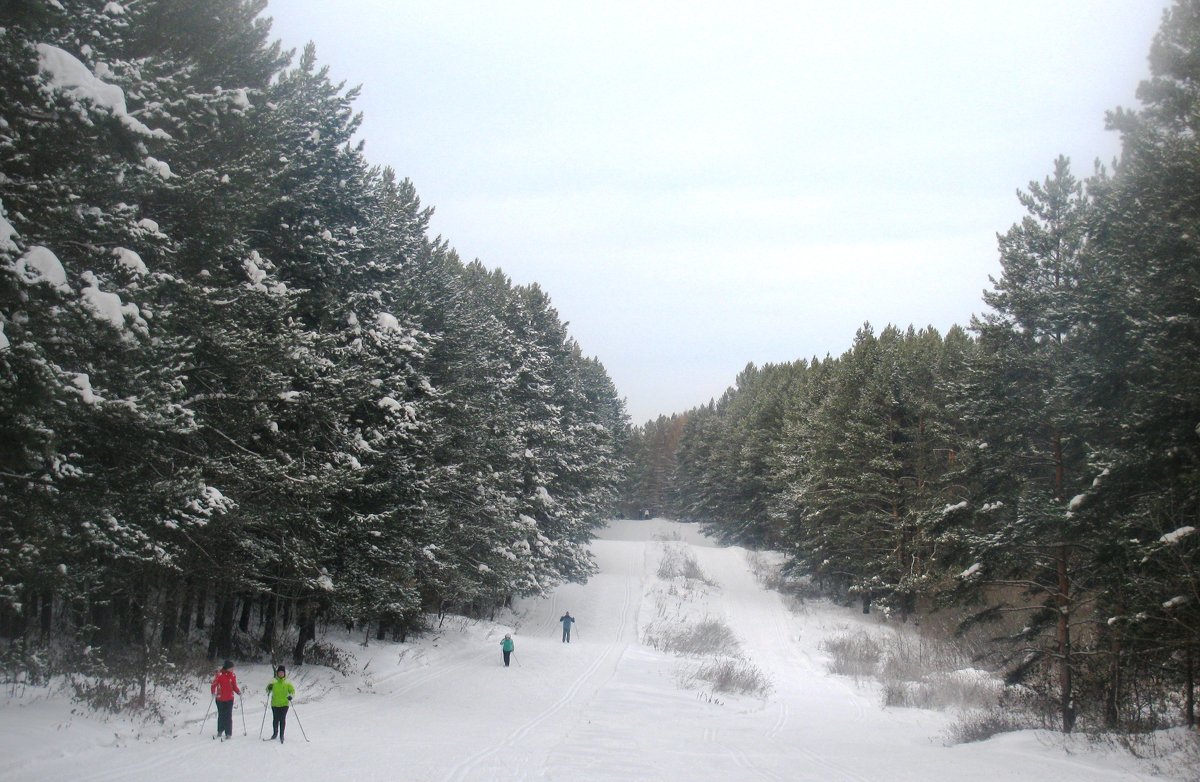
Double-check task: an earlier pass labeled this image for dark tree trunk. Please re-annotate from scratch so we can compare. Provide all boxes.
[194,583,207,630]
[207,592,235,662]
[177,581,192,637]
[1056,546,1075,734]
[1187,645,1196,728]
[238,593,252,634]
[161,586,178,648]
[39,590,53,636]
[260,594,277,652]
[1104,624,1122,729]
[291,602,316,666]
[121,594,145,646]
[90,601,116,647]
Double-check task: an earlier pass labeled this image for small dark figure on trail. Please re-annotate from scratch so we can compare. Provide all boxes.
[266,665,296,743]
[560,611,575,643]
[210,659,241,739]
[501,634,515,666]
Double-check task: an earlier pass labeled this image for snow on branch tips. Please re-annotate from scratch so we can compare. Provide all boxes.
[35,44,170,140]
[113,247,147,275]
[0,197,18,255]
[375,312,402,332]
[71,372,102,405]
[1160,526,1195,545]
[14,245,70,292]
[243,251,286,294]
[80,271,145,332]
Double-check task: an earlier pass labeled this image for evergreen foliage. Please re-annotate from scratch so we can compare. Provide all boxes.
[0,0,626,685]
[618,0,1200,733]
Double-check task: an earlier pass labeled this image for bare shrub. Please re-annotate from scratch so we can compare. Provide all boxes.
[1,640,51,694]
[875,633,1001,711]
[64,647,200,721]
[1110,728,1200,778]
[883,671,1001,711]
[944,687,1047,744]
[657,545,716,586]
[744,551,784,589]
[821,630,883,678]
[645,617,738,656]
[946,708,1028,744]
[694,656,772,697]
[305,640,356,676]
[880,634,968,682]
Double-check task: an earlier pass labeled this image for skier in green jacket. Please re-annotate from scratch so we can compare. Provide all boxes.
[500,634,515,667]
[265,665,296,743]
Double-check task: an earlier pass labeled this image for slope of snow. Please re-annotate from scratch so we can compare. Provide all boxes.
[0,519,1190,781]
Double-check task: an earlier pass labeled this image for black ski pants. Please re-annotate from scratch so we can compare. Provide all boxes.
[215,699,234,737]
[271,705,289,739]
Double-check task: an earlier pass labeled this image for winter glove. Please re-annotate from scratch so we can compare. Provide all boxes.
[287,695,292,701]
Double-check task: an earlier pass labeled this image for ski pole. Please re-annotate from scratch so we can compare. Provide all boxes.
[199,695,214,736]
[289,702,310,742]
[513,651,523,668]
[239,692,247,735]
[259,698,268,739]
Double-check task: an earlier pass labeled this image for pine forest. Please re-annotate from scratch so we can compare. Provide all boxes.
[0,0,627,702]
[2,0,1199,743]
[620,5,1200,736]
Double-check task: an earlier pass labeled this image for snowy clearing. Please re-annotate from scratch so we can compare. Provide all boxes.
[0,519,1192,781]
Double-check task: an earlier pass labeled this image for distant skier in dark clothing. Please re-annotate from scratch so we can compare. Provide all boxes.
[501,634,515,666]
[210,660,240,739]
[265,665,296,743]
[560,611,575,643]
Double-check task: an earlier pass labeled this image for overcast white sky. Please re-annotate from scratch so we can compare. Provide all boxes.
[262,1,1170,424]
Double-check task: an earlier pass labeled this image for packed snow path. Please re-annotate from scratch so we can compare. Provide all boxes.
[0,519,1176,781]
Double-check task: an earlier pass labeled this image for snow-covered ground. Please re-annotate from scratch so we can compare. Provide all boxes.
[0,519,1193,781]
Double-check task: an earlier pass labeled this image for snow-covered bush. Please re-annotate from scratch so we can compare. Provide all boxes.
[945,708,1030,744]
[821,629,884,679]
[883,670,1001,711]
[656,544,715,586]
[644,617,737,656]
[691,656,772,697]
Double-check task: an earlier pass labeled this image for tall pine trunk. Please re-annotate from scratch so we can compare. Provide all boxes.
[1053,433,1075,734]
[1186,645,1195,729]
[259,594,277,653]
[207,591,235,662]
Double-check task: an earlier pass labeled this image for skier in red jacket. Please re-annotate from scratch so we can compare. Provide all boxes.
[210,660,241,739]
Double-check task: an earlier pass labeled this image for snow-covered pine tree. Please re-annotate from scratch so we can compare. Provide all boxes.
[0,0,216,665]
[956,158,1095,733]
[1073,0,1200,726]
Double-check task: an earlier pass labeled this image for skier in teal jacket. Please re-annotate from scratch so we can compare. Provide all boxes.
[500,634,515,666]
[265,665,296,743]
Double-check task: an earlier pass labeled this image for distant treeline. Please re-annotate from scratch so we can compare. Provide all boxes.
[620,3,1200,735]
[0,0,626,695]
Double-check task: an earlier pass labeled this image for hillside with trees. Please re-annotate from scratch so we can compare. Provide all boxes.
[0,0,627,702]
[620,2,1200,735]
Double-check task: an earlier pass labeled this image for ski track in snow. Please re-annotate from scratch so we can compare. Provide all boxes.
[444,546,640,782]
[1,518,1187,782]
